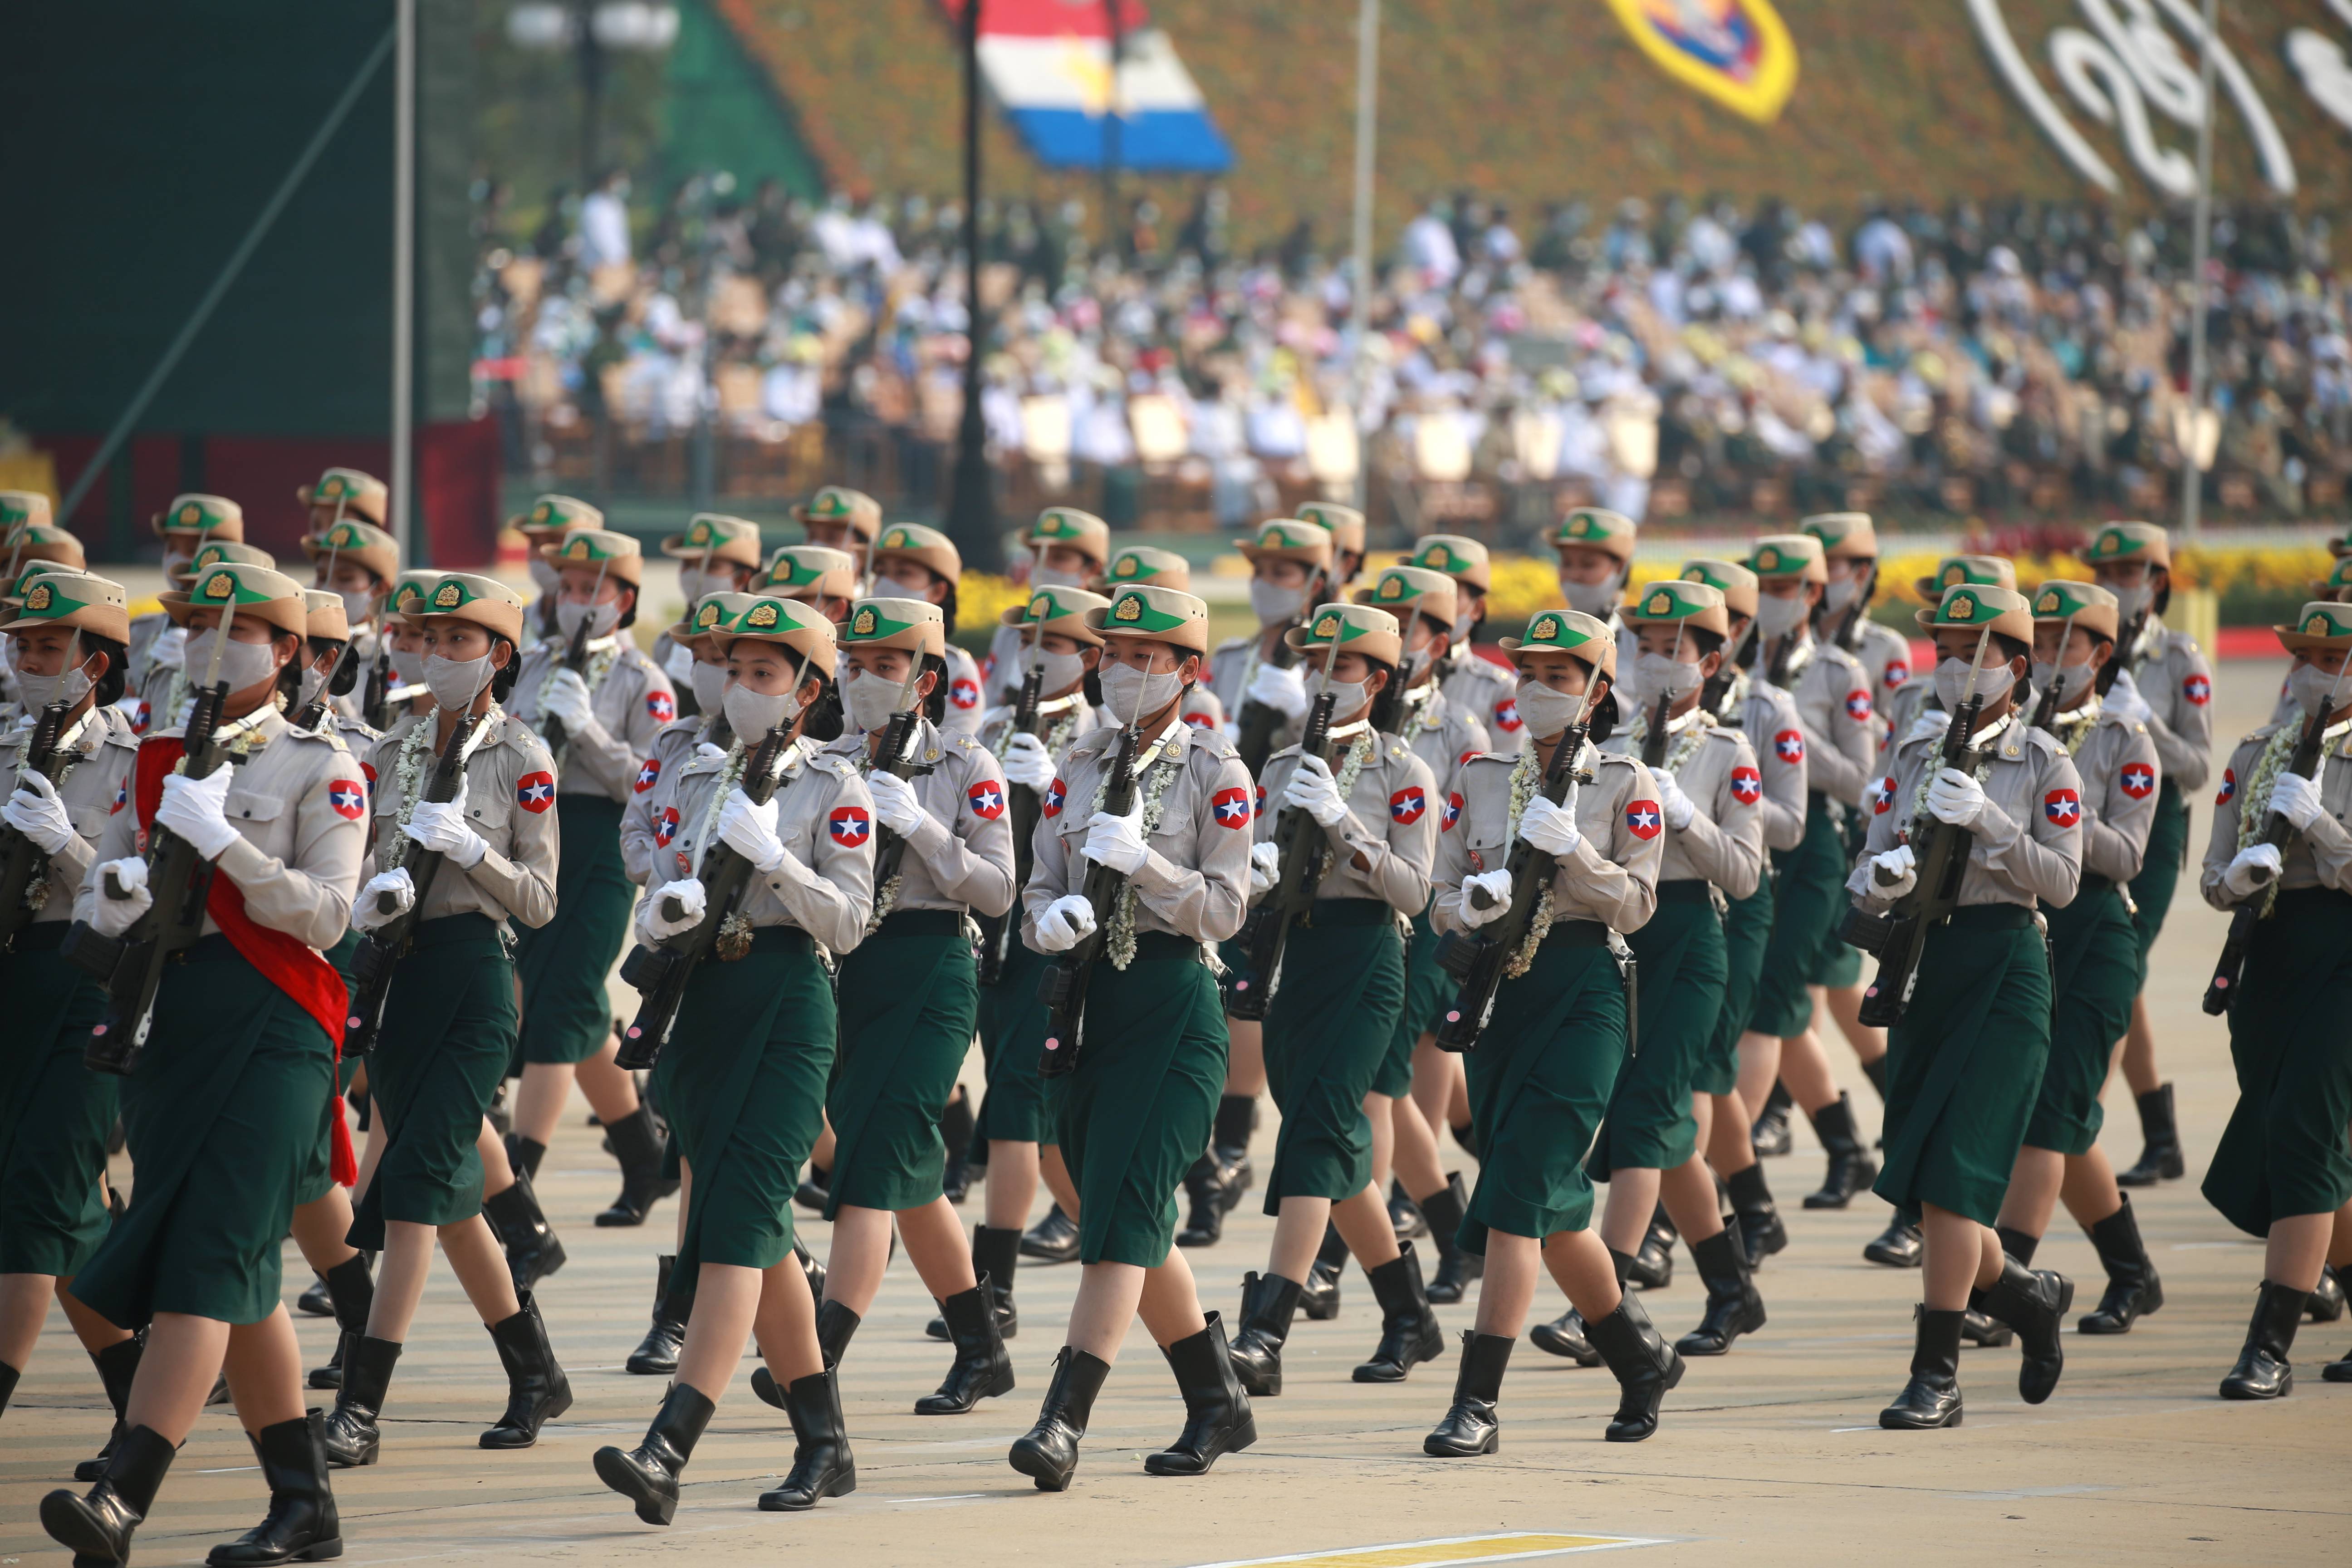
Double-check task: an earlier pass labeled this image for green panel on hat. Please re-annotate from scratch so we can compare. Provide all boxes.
[739,598,795,632]
[1682,563,1733,590]
[843,603,918,641]
[2033,581,2100,617]
[1520,612,1596,650]
[321,522,371,550]
[1751,544,1790,573]
[693,598,740,633]
[1018,589,1086,623]
[2087,527,2147,559]
[1555,509,1623,543]
[1034,508,1093,539]
[1414,542,1456,570]
[1372,572,1413,601]
[16,578,91,619]
[0,497,38,526]
[555,532,619,562]
[2303,604,2352,637]
[764,555,823,586]
[1110,554,1143,579]
[425,578,478,612]
[806,490,855,518]
[1257,521,1318,549]
[1106,589,1189,633]
[169,499,234,531]
[1636,582,1706,618]
[1299,608,1373,645]
[195,568,273,607]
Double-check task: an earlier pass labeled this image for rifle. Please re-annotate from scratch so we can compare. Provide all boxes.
[1842,626,1997,1028]
[2027,608,2083,738]
[1431,698,1592,1051]
[975,636,1047,985]
[1233,575,1325,774]
[1036,719,1143,1078]
[1639,687,1672,771]
[0,691,77,952]
[2203,657,2349,1014]
[1701,616,1758,722]
[1223,635,1344,1019]
[362,637,394,731]
[539,593,598,771]
[865,656,939,895]
[294,642,357,732]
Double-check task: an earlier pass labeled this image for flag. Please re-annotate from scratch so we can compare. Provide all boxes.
[942,0,1232,173]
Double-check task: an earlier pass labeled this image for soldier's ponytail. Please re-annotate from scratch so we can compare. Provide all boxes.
[802,670,844,743]
[491,635,523,704]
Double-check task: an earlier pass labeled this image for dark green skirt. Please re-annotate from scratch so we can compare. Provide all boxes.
[1261,903,1406,1209]
[2129,780,2188,981]
[296,929,368,1207]
[0,930,117,1276]
[976,941,1056,1147]
[1050,934,1227,1268]
[348,917,517,1247]
[73,939,335,1327]
[2203,888,2352,1236]
[1811,806,1871,988]
[1459,932,1627,1252]
[1590,887,1725,1178]
[2023,880,2136,1156]
[514,793,632,1065]
[1376,908,1448,1099]
[1872,906,2052,1228]
[1695,871,1774,1096]
[1747,797,1848,1039]
[655,928,834,1272]
[827,912,978,1217]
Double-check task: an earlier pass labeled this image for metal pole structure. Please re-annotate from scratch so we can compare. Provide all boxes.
[2179,0,2219,542]
[392,0,418,561]
[1102,0,1122,257]
[1347,0,1381,512]
[578,0,605,191]
[946,0,999,567]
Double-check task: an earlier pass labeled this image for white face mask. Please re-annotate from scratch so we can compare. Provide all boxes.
[1625,651,1704,710]
[1030,564,1086,593]
[1249,579,1307,627]
[2029,657,2094,711]
[1322,678,1371,721]
[424,652,496,710]
[527,558,560,596]
[1035,648,1090,696]
[151,626,188,670]
[1450,610,1479,647]
[182,629,283,695]
[295,666,331,712]
[556,599,620,643]
[680,567,735,605]
[2288,661,2349,718]
[1558,571,1622,618]
[1099,660,1186,725]
[1512,677,1588,740]
[1823,576,1862,615]
[2109,582,2152,625]
[690,661,729,714]
[389,647,427,685]
[338,588,376,627]
[841,666,906,733]
[723,679,801,740]
[16,661,93,712]
[1755,592,1808,639]
[1933,655,2016,710]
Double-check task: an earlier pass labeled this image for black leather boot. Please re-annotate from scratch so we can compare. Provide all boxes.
[1449,1118,1479,1159]
[40,1422,174,1563]
[1144,1313,1257,1475]
[1626,1205,1676,1289]
[1387,1181,1427,1241]
[2116,1083,2183,1186]
[595,1104,666,1227]
[1020,1203,1081,1263]
[1863,1215,1924,1268]
[2218,1280,2308,1400]
[1423,1331,1513,1456]
[321,1335,402,1467]
[297,1274,335,1317]
[1529,1304,1599,1363]
[794,1235,826,1303]
[1355,1243,1445,1382]
[1880,1306,1965,1428]
[759,1368,856,1509]
[1802,1094,1877,1209]
[2321,1338,2352,1383]
[794,1161,830,1212]
[1726,1164,1786,1269]
[1588,1293,1684,1441]
[1978,1255,2073,1404]
[1859,1051,1887,1105]
[939,1086,976,1204]
[1960,1300,2014,1348]
[0,1360,15,1418]
[752,1300,860,1409]
[2305,1264,2346,1324]
[1227,1272,1304,1396]
[1419,1173,1483,1304]
[1299,1223,1348,1320]
[306,1252,374,1392]
[205,1410,340,1567]
[481,1291,573,1448]
[1176,1145,1245,1247]
[928,1226,1020,1340]
[1995,1225,2040,1268]
[482,1171,566,1293]
[626,1254,692,1375]
[593,1381,715,1526]
[916,1278,1014,1414]
[1678,1221,1766,1356]
[505,1132,546,1182]
[2078,1196,2163,1335]
[1007,1345,1111,1491]
[76,1334,143,1482]
[1751,1080,1793,1157]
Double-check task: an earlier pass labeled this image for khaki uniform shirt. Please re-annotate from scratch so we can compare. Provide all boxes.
[1848,715,2084,912]
[1395,681,1491,805]
[1440,643,1526,760]
[1779,635,1876,807]
[510,635,677,804]
[77,707,366,951]
[1846,619,1914,745]
[1252,722,1438,916]
[637,735,877,953]
[1022,717,1254,948]
[359,710,560,931]
[1209,631,1309,760]
[939,642,986,738]
[2041,704,2161,886]
[328,626,386,726]
[0,704,142,926]
[622,716,714,887]
[2124,616,2215,794]
[1432,743,1663,936]
[1602,714,1765,900]
[1736,676,1810,853]
[124,611,173,719]
[823,716,1015,918]
[2201,717,2352,902]
[979,691,1105,813]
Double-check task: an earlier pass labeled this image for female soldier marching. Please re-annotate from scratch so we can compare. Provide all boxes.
[1225,603,1441,1398]
[44,561,363,1567]
[321,573,572,1468]
[1418,609,1677,1457]
[593,592,876,1519]
[1006,581,1258,1490]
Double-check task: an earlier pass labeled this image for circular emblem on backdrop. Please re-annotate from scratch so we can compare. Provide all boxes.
[852,607,878,637]
[434,582,463,609]
[1113,594,1143,622]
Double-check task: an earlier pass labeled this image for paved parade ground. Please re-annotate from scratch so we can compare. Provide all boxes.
[4,657,2342,1566]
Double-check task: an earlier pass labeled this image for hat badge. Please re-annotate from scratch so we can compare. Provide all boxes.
[1943,565,1965,586]
[1424,545,1450,568]
[1647,590,1673,615]
[1378,576,1403,599]
[1950,593,1977,621]
[852,607,877,636]
[1113,593,1143,622]
[1684,567,1706,583]
[1029,593,1053,619]
[2309,612,2332,635]
[532,503,552,523]
[433,582,463,608]
[203,571,235,601]
[25,583,50,612]
[179,503,202,525]
[319,478,342,498]
[747,602,780,629]
[1314,613,1341,640]
[1532,615,1560,641]
[885,529,909,549]
[1114,556,1137,578]
[696,603,721,629]
[1757,548,1781,571]
[566,538,591,559]
[2038,592,2060,612]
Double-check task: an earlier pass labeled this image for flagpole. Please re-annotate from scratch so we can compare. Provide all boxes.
[1348,0,1381,513]
[946,0,999,568]
[2178,0,2218,543]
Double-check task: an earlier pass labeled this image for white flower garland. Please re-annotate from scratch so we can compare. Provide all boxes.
[19,711,95,913]
[1498,742,1573,979]
[1905,715,2004,827]
[2235,722,2303,922]
[1095,735,1182,972]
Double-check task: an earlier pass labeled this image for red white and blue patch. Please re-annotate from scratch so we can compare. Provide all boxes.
[1184,710,1216,729]
[634,756,662,794]
[361,761,377,792]
[1254,784,1267,818]
[1493,698,1523,733]
[647,691,676,723]
[950,676,981,711]
[2182,673,2211,706]
[112,780,128,815]
[1774,729,1805,764]
[2043,789,2081,828]
[2216,768,2236,806]
[1883,660,1910,690]
[129,699,151,735]
[1845,689,1873,722]
[1730,764,1764,805]
[2119,763,2156,800]
[516,771,556,813]
[968,780,1006,820]
[1441,790,1463,830]
[828,805,872,847]
[1211,786,1252,828]
[653,806,680,847]
[327,781,367,821]
[1625,799,1664,839]
[1871,775,1896,815]
[1390,786,1427,825]
[1044,778,1066,818]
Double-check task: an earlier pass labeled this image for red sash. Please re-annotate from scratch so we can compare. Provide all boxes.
[135,738,357,1185]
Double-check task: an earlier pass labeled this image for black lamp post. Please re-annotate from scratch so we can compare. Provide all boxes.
[946,0,1000,566]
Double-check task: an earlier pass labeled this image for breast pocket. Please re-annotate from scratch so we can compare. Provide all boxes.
[224,789,286,825]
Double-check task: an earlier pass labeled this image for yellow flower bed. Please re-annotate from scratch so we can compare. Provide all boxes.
[958,572,1031,630]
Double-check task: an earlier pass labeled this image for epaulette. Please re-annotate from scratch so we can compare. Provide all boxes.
[1593,749,1640,771]
[286,724,348,752]
[954,733,978,750]
[1384,737,1411,761]
[1188,729,1238,762]
[809,751,858,779]
[1464,750,1516,769]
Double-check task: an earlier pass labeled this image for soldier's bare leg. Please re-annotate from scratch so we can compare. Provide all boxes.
[1600,1168,1664,1258]
[985,1140,1040,1231]
[2057,1147,2124,1230]
[2266,1212,2332,1294]
[2120,995,2160,1096]
[1921,1204,2001,1311]
[1389,1092,1449,1203]
[217,1306,305,1434]
[122,1313,231,1444]
[1996,1146,2066,1239]
[289,1187,360,1276]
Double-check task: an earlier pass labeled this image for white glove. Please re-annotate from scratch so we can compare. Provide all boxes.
[2103,666,2151,727]
[155,766,240,860]
[2268,771,2326,831]
[1000,731,1056,792]
[1035,893,1098,952]
[2223,842,2283,898]
[663,640,697,686]
[1654,772,1695,832]
[1869,843,1919,898]
[3,771,76,855]
[150,626,187,671]
[979,704,1016,732]
[718,787,789,873]
[539,668,596,732]
[1244,661,1309,721]
[1458,868,1513,927]
[403,799,489,867]
[1249,839,1280,894]
[92,856,153,937]
[1081,800,1149,874]
[696,741,729,762]
[646,877,707,940]
[1282,755,1349,826]
[1926,767,1988,828]
[864,769,927,837]
[352,867,415,933]
[1517,794,1583,858]
[1905,707,1952,748]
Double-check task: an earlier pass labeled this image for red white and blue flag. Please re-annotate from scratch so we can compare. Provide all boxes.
[943,0,1231,173]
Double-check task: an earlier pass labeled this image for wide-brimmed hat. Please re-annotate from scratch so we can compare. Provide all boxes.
[1407,534,1491,593]
[1295,501,1366,559]
[1083,583,1210,656]
[387,568,441,619]
[1916,582,2034,644]
[539,527,644,587]
[793,486,882,539]
[162,560,310,637]
[871,521,961,584]
[300,517,399,584]
[1283,602,1402,668]
[1235,518,1333,570]
[661,513,764,569]
[0,569,130,644]
[406,572,528,645]
[0,492,54,534]
[2078,521,2170,572]
[1026,506,1109,564]
[1748,534,1828,585]
[1552,507,1637,564]
[2029,579,2121,642]
[1498,607,1617,681]
[154,493,244,543]
[2277,599,2352,654]
[1801,511,1879,560]
[298,468,388,525]
[838,596,946,659]
[1620,577,1731,640]
[1681,558,1759,618]
[3,521,86,581]
[1104,545,1190,591]
[302,589,351,644]
[514,494,603,541]
[2309,555,2352,601]
[1913,554,2016,599]
[1354,564,1458,630]
[1001,585,1110,647]
[720,593,839,678]
[670,590,762,647]
[760,544,859,602]
[172,540,277,585]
